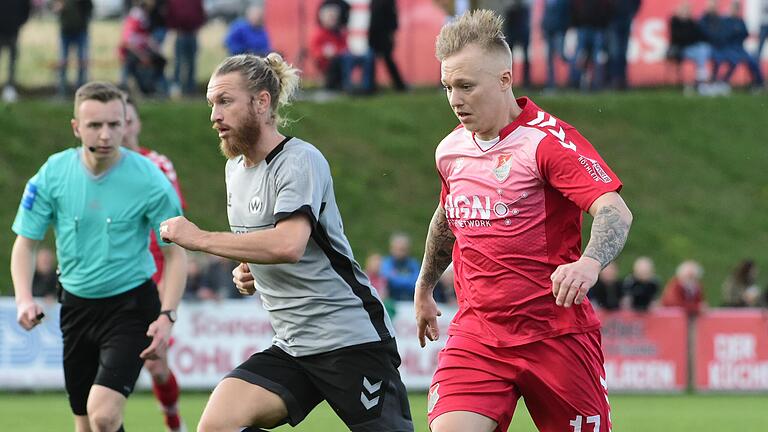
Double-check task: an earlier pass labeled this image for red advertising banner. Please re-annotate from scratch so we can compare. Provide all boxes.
[263,0,766,87]
[598,309,688,392]
[695,309,768,392]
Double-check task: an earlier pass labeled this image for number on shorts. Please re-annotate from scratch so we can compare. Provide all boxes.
[569,414,601,432]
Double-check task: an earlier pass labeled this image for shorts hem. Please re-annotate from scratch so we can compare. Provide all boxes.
[226,368,304,426]
[428,406,505,430]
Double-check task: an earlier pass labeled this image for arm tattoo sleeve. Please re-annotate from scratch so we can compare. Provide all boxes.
[583,204,631,268]
[417,206,456,290]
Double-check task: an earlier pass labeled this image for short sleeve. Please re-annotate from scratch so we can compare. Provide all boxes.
[273,149,327,225]
[535,130,623,212]
[145,164,183,243]
[12,163,54,240]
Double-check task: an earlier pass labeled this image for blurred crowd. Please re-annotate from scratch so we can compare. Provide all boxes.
[588,256,767,317]
[3,0,768,103]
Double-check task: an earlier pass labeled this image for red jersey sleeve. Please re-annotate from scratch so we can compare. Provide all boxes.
[535,128,622,212]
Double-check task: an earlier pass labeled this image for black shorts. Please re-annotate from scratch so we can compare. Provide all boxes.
[228,338,413,432]
[59,279,160,415]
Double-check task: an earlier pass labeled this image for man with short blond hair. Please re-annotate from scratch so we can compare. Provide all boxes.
[416,10,632,432]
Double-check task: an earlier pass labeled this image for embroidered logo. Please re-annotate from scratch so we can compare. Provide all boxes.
[248,196,263,214]
[493,154,513,182]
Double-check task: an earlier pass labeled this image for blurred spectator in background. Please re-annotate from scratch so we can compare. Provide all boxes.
[166,0,206,97]
[311,3,347,90]
[569,0,614,91]
[364,252,396,319]
[621,256,659,311]
[53,0,93,96]
[119,0,168,96]
[381,232,419,301]
[756,0,768,75]
[182,252,206,300]
[668,1,713,94]
[607,0,641,90]
[368,0,407,92]
[661,260,706,317]
[503,0,531,88]
[364,252,387,298]
[32,247,57,301]
[320,0,350,30]
[588,261,622,311]
[700,0,733,92]
[721,259,763,307]
[717,0,764,90]
[225,3,271,57]
[541,0,571,91]
[310,3,373,93]
[201,254,239,299]
[0,0,31,103]
[433,0,480,18]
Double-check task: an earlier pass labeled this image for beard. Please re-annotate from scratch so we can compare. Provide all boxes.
[219,106,261,159]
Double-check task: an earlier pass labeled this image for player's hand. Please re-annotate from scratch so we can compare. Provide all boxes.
[159,216,203,250]
[140,316,173,360]
[415,291,442,348]
[232,262,256,296]
[551,256,602,308]
[16,301,45,331]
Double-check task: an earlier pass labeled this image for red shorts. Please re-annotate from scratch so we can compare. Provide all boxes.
[427,331,611,432]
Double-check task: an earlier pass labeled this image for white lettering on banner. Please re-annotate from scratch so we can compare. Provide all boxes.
[638,19,667,63]
[604,360,676,390]
[708,362,768,389]
[708,333,768,389]
[714,334,756,362]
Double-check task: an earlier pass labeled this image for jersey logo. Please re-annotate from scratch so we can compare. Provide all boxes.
[527,110,578,152]
[360,377,382,410]
[493,154,513,182]
[248,196,263,214]
[427,383,440,414]
[22,182,38,210]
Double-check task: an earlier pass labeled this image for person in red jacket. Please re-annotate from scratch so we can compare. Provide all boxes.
[661,260,707,318]
[166,0,206,96]
[123,94,187,432]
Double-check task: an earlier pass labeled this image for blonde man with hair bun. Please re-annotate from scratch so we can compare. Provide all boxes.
[160,53,413,432]
[415,10,632,432]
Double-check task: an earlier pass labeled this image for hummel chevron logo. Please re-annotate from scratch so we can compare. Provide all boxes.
[360,377,382,410]
[527,110,578,152]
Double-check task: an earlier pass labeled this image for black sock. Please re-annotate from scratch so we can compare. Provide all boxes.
[115,426,124,432]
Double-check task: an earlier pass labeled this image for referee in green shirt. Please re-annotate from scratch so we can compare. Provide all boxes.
[10,82,187,432]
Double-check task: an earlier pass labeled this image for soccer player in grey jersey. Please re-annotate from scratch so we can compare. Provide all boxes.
[159,53,413,432]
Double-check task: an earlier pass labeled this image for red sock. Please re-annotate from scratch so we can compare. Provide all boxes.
[152,370,181,430]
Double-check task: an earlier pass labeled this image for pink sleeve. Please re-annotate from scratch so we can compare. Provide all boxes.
[535,130,623,212]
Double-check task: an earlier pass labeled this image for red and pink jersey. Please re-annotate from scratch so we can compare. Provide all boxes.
[139,147,186,283]
[437,97,622,347]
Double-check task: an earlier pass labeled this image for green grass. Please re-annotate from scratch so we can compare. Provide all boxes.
[0,392,765,431]
[1,90,767,303]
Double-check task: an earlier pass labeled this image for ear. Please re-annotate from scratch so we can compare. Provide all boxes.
[500,69,513,91]
[71,119,80,139]
[253,90,272,115]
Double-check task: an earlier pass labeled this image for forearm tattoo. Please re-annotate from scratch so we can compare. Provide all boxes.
[583,204,631,268]
[417,206,456,289]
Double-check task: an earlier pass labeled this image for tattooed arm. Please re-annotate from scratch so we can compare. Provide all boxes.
[415,204,456,347]
[551,192,633,308]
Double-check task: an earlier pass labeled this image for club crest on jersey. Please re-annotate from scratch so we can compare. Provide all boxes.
[249,196,263,214]
[493,154,513,182]
[427,383,440,414]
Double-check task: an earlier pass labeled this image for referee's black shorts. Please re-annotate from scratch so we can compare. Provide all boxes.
[59,279,160,415]
[228,338,413,432]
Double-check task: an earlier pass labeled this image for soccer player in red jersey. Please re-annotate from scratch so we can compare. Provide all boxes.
[123,95,187,432]
[414,10,633,432]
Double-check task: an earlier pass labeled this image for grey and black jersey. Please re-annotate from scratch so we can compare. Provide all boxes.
[226,137,395,357]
